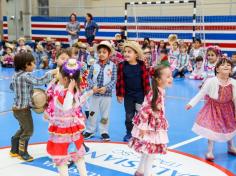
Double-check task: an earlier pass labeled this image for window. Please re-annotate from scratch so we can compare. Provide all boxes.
[38,0,49,16]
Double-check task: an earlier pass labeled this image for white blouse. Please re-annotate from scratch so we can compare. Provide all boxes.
[188,77,236,110]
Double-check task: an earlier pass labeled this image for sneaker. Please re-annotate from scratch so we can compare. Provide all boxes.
[83,132,94,139]
[123,134,132,142]
[9,151,19,157]
[101,133,110,141]
[205,152,214,161]
[18,152,34,162]
[68,160,74,168]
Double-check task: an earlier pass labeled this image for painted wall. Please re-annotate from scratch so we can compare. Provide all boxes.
[30,15,236,56]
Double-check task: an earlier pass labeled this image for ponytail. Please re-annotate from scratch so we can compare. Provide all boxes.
[151,77,159,111]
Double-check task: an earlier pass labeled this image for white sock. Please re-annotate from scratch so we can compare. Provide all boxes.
[57,164,69,176]
[144,154,154,176]
[137,153,147,173]
[207,140,214,154]
[227,139,236,150]
[75,157,87,176]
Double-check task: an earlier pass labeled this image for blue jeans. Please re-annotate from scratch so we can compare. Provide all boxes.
[173,67,188,78]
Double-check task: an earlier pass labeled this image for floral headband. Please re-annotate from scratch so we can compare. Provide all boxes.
[206,45,222,56]
[62,58,81,77]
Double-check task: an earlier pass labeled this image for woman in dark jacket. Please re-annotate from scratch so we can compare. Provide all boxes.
[84,13,98,46]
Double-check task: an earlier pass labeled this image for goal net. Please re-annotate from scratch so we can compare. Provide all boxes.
[124,1,204,43]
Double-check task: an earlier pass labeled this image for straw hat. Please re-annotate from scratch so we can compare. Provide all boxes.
[123,41,143,59]
[168,34,178,45]
[17,37,26,43]
[5,43,14,50]
[55,41,61,46]
[88,47,94,52]
[25,45,33,52]
[115,33,121,40]
[44,37,54,42]
[96,40,114,55]
[36,44,44,52]
[77,42,87,49]
[31,88,47,114]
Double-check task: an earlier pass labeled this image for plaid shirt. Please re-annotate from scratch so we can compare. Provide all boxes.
[116,60,150,97]
[10,70,53,109]
[88,60,117,97]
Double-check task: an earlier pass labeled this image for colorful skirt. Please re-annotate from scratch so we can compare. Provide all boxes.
[193,96,236,142]
[128,125,168,154]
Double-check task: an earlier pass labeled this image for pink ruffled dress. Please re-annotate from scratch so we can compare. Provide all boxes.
[45,82,92,166]
[192,84,236,142]
[129,89,169,154]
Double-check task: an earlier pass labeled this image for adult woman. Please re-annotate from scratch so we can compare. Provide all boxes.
[84,13,98,46]
[66,13,80,47]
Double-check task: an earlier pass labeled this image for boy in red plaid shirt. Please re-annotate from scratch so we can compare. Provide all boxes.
[116,41,150,142]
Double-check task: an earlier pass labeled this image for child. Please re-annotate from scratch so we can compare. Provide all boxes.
[149,40,157,65]
[2,43,14,67]
[116,41,150,142]
[50,41,62,69]
[186,58,236,161]
[83,41,117,141]
[157,40,166,57]
[77,42,88,64]
[16,37,26,53]
[189,38,205,66]
[189,56,204,80]
[168,41,179,71]
[87,47,97,68]
[158,49,170,67]
[129,65,173,176]
[45,59,92,176]
[231,52,236,79]
[142,46,152,69]
[33,44,47,69]
[202,46,221,80]
[9,52,56,162]
[114,33,124,52]
[173,43,190,78]
[44,37,55,60]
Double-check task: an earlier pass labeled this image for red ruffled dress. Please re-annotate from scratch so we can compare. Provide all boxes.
[45,82,92,166]
[129,89,169,154]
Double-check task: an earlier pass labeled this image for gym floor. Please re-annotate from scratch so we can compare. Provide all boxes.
[0,67,235,175]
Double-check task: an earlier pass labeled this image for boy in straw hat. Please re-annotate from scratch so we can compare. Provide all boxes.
[44,37,55,60]
[83,41,117,141]
[9,52,57,162]
[16,37,26,53]
[116,41,150,142]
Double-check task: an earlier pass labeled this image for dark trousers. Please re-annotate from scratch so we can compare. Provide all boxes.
[124,95,144,135]
[86,35,95,46]
[12,108,34,141]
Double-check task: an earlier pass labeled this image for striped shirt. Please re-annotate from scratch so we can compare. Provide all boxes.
[10,70,53,109]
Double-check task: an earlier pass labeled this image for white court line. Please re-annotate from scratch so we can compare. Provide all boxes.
[168,136,203,149]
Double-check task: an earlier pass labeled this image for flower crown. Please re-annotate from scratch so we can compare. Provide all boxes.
[62,58,81,77]
[206,45,222,56]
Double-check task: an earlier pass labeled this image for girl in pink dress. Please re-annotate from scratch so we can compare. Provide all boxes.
[44,59,93,176]
[129,65,173,176]
[186,58,236,161]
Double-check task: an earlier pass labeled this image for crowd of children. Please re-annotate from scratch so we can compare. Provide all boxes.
[4,32,236,176]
